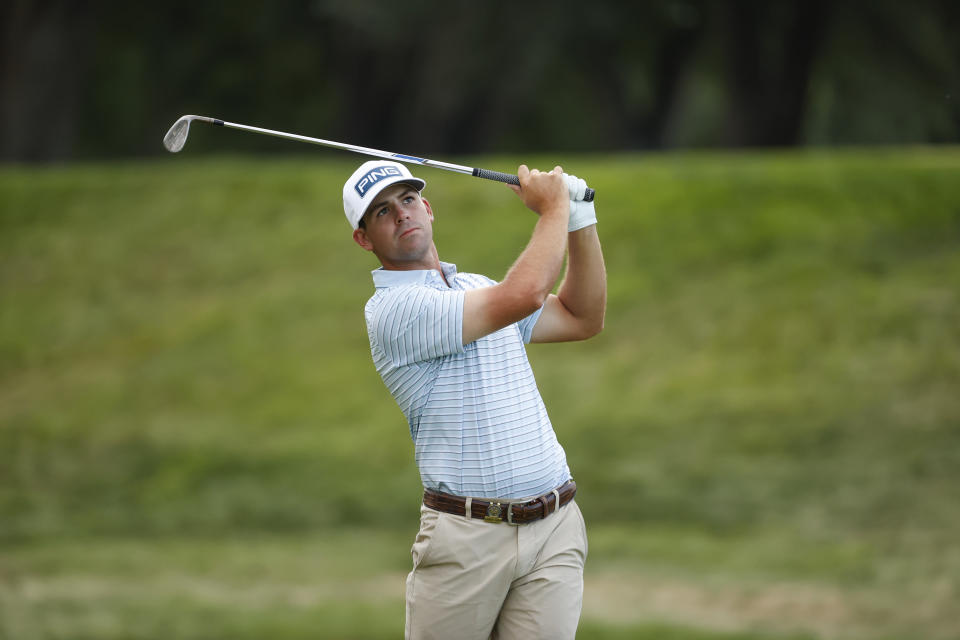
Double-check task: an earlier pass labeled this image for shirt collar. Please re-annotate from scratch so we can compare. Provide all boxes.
[372,261,459,289]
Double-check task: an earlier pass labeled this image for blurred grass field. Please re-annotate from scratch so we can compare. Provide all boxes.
[1,148,959,639]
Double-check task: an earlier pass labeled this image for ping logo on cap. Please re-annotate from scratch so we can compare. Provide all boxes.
[354,165,403,197]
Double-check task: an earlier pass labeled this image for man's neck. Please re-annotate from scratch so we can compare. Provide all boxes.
[379,247,449,285]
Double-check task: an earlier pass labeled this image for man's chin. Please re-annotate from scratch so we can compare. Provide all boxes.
[387,244,432,264]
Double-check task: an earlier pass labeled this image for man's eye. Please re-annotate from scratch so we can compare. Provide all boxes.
[404,196,414,203]
[377,207,389,216]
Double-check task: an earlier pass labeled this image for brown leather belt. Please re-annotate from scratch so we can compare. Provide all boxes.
[422,480,576,525]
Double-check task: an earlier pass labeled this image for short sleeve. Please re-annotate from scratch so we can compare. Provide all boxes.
[366,286,466,366]
[517,304,545,344]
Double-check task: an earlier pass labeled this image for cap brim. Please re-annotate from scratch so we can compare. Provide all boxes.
[360,177,426,218]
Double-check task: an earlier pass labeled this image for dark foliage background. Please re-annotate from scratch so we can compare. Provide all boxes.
[2,0,958,162]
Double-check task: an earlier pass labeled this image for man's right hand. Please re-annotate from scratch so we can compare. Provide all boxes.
[509,165,570,221]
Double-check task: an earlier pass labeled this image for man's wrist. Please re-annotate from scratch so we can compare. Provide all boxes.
[568,200,597,232]
[540,200,570,221]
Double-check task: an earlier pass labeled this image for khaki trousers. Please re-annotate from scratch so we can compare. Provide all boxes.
[405,499,588,640]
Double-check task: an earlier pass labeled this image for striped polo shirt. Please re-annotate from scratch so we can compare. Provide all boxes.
[364,261,572,499]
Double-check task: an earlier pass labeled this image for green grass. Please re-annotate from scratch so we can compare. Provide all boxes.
[2,148,959,639]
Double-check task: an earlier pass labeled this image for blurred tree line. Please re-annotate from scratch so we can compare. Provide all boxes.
[2,0,958,162]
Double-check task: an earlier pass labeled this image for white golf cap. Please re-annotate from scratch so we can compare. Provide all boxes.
[343,160,426,230]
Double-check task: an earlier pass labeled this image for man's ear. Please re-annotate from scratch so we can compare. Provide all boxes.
[353,227,374,252]
[422,197,434,222]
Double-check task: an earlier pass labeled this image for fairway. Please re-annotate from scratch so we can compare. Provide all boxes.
[2,149,959,639]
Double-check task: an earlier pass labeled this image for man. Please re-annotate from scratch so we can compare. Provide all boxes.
[343,159,606,639]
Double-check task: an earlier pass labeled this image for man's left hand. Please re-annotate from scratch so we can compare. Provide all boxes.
[564,174,597,232]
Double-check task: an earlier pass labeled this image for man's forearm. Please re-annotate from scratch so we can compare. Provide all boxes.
[461,167,570,345]
[556,225,606,333]
[503,205,569,304]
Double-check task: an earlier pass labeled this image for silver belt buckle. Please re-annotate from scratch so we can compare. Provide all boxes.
[506,501,520,525]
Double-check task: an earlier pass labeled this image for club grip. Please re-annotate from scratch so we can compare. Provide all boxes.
[472,167,596,202]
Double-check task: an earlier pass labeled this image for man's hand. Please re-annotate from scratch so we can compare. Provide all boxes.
[564,173,598,232]
[509,165,569,221]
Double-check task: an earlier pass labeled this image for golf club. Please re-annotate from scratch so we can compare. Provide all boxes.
[163,115,595,202]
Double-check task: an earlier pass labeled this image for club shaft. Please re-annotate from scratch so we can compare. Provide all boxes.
[195,117,595,201]
[217,119,476,175]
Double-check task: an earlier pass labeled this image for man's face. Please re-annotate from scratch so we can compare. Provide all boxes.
[352,183,435,268]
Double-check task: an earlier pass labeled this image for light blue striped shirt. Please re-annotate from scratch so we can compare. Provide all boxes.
[364,262,572,499]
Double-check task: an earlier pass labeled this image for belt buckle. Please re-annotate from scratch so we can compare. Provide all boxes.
[506,501,521,526]
[483,502,503,523]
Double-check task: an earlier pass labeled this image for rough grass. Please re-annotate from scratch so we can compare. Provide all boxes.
[2,148,959,639]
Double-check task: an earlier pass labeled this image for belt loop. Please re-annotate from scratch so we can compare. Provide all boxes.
[537,496,550,519]
[552,489,561,514]
[464,496,472,520]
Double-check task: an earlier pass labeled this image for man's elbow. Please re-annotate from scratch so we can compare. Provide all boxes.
[592,314,606,337]
[572,313,604,341]
[584,315,605,339]
[513,284,551,317]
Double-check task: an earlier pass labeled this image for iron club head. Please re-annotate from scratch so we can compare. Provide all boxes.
[163,115,216,152]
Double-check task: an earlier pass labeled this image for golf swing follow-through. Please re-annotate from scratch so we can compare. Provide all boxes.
[164,114,607,639]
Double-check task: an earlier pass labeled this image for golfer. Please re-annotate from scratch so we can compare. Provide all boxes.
[343,159,606,639]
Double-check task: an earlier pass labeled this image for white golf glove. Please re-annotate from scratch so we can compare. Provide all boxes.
[564,173,597,232]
